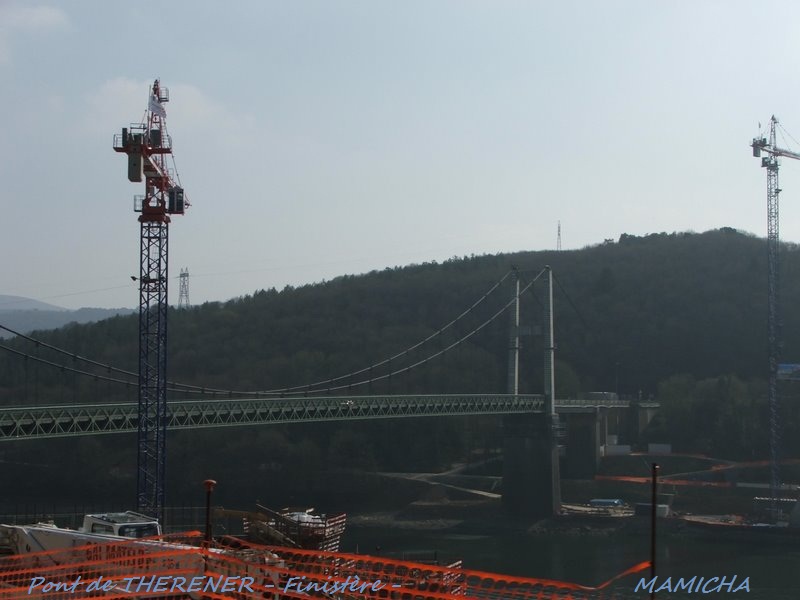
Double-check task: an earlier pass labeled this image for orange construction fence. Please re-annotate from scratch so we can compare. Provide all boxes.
[0,530,650,600]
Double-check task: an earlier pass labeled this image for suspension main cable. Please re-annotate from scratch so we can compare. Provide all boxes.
[0,343,137,388]
[551,271,592,333]
[0,270,517,398]
[249,269,515,395]
[0,323,208,393]
[0,324,138,377]
[274,268,547,396]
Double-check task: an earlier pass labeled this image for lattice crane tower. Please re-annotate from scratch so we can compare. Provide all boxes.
[751,116,800,504]
[113,79,187,520]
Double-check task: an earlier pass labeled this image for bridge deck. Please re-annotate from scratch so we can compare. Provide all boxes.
[0,395,630,441]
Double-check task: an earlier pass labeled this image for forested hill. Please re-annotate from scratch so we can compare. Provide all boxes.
[1,228,798,405]
[4,227,800,504]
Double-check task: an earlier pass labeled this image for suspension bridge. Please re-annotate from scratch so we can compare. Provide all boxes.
[0,265,656,600]
[0,79,657,600]
[0,267,650,519]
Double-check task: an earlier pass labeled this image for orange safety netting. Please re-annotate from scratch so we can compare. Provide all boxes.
[595,475,733,487]
[0,530,649,600]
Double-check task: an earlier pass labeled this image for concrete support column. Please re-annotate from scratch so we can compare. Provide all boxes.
[599,409,608,447]
[563,411,602,479]
[502,413,560,517]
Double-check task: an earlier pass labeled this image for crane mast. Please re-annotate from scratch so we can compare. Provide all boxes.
[751,115,799,506]
[114,80,187,521]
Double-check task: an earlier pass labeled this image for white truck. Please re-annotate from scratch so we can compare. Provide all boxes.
[0,512,282,599]
[0,511,161,556]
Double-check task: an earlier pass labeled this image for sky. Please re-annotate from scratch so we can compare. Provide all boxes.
[2,1,800,310]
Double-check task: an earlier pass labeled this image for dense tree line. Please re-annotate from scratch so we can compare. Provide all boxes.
[1,228,799,506]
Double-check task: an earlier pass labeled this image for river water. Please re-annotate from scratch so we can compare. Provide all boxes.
[341,524,799,599]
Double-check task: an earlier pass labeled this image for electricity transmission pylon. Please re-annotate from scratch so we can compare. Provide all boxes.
[178,268,190,309]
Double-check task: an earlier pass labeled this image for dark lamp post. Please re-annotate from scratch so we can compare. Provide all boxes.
[650,463,659,600]
[204,479,217,545]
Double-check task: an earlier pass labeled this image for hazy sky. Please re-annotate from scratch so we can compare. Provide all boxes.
[2,1,800,310]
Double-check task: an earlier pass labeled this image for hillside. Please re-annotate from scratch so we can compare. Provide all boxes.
[1,228,798,507]
[0,301,136,340]
[3,228,786,395]
[0,295,66,312]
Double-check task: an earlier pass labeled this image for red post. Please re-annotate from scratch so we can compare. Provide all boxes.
[650,463,659,600]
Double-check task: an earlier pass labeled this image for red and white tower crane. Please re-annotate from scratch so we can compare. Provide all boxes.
[113,79,187,520]
[751,115,800,505]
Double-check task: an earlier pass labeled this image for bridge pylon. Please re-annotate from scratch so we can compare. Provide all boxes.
[507,267,520,396]
[502,266,561,517]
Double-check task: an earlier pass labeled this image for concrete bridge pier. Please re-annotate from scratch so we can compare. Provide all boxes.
[502,413,561,517]
[635,402,660,438]
[563,410,604,479]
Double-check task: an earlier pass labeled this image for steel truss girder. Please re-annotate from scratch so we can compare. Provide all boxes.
[0,395,631,441]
